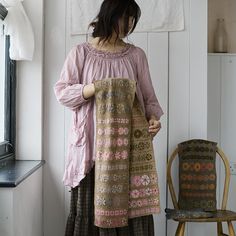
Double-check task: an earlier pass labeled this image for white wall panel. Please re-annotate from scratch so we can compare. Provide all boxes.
[43,0,67,235]
[208,55,221,144]
[208,55,223,229]
[0,190,13,236]
[148,32,169,236]
[16,0,44,161]
[13,169,43,236]
[188,0,209,234]
[208,54,236,234]
[189,0,208,139]
[221,56,236,225]
[167,0,190,233]
[0,169,42,236]
[167,0,208,235]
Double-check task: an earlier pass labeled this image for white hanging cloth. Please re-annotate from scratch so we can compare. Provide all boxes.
[0,0,34,61]
[70,0,184,35]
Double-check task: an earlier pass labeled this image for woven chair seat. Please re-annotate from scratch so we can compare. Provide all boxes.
[169,210,236,222]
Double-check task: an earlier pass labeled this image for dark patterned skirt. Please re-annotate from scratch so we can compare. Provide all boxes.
[65,167,155,236]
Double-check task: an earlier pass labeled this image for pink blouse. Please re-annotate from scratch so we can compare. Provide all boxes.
[54,42,164,188]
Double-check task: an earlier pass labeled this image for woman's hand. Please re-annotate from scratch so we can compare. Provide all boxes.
[148,115,162,139]
[82,83,95,99]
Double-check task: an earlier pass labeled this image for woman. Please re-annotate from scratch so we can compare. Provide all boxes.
[54,0,164,235]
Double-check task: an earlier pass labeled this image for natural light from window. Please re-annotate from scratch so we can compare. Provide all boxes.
[0,32,5,143]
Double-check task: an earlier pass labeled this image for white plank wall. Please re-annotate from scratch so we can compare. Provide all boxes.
[167,0,190,233]
[43,0,67,235]
[220,55,236,232]
[188,0,209,234]
[168,0,208,235]
[207,55,223,235]
[43,0,208,235]
[189,0,208,138]
[147,32,169,236]
[208,55,236,233]
[16,0,44,161]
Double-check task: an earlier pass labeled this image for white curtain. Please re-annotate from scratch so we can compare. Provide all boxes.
[70,0,184,35]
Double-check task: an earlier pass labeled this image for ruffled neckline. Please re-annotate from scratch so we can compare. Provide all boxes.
[84,42,133,58]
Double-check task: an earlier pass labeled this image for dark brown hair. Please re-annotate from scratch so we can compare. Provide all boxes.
[89,0,141,43]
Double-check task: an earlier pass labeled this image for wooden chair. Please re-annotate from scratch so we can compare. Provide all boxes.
[167,144,236,236]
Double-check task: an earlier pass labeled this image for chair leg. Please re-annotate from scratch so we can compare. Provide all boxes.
[175,222,182,236]
[179,223,186,236]
[228,221,236,236]
[217,222,223,235]
[175,222,186,236]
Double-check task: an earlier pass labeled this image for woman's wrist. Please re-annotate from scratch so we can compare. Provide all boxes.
[82,83,95,99]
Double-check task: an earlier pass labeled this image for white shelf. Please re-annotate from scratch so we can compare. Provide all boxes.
[208,53,236,56]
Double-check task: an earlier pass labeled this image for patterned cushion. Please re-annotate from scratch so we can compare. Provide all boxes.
[177,139,217,211]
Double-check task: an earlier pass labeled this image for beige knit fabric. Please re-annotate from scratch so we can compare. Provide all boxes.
[94,78,160,228]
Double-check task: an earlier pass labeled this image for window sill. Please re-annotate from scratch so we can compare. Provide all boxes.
[0,155,45,187]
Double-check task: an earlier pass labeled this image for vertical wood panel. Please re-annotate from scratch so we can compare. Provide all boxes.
[16,0,44,160]
[188,0,210,234]
[207,55,236,234]
[207,56,221,144]
[148,32,168,236]
[14,169,43,236]
[221,56,236,162]
[167,0,190,234]
[127,32,148,53]
[221,56,236,232]
[189,0,208,139]
[188,0,209,235]
[207,55,222,214]
[0,190,13,236]
[167,30,190,235]
[43,0,67,235]
[167,0,208,234]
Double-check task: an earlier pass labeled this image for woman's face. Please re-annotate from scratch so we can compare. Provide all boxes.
[118,16,135,38]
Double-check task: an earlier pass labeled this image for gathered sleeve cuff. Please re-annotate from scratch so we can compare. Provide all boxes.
[145,104,164,121]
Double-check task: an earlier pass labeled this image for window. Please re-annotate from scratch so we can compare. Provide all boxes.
[0,33,16,160]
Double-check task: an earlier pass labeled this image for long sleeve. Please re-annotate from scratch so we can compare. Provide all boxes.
[54,45,88,111]
[136,47,164,120]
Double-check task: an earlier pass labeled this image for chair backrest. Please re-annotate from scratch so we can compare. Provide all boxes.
[167,140,230,211]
